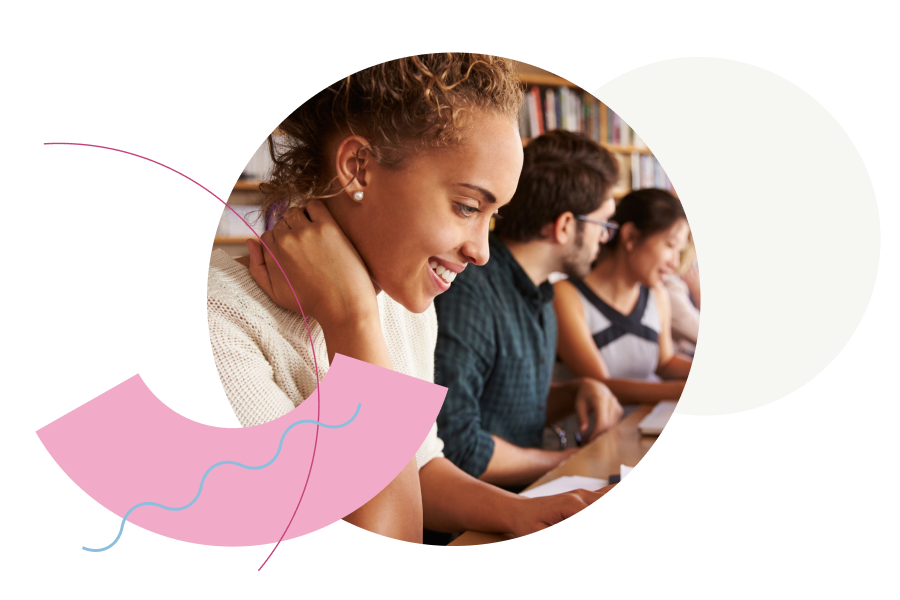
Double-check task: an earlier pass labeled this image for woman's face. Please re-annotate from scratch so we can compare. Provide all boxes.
[331,112,524,313]
[628,218,690,288]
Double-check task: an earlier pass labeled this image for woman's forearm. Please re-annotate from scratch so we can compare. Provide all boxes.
[343,457,422,542]
[604,378,685,403]
[320,314,394,370]
[657,354,692,381]
[419,457,522,533]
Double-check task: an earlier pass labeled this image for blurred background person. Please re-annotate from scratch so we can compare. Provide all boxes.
[553,188,693,406]
[663,235,700,357]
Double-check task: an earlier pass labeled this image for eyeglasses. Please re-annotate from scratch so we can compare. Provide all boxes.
[575,216,619,243]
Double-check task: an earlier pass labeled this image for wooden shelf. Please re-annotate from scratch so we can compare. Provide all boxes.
[522,139,653,155]
[517,73,575,87]
[233,180,262,191]
[606,144,653,155]
[214,236,254,244]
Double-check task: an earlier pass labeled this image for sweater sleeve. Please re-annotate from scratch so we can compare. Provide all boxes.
[414,423,444,471]
[207,295,307,428]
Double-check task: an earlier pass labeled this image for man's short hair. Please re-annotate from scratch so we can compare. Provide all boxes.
[493,130,620,242]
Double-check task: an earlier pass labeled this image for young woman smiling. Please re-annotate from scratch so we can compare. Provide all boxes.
[553,188,694,404]
[208,54,612,545]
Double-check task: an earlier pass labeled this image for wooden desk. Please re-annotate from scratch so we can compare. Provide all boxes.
[448,404,657,546]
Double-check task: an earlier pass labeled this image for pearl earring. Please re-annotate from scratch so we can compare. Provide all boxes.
[352,191,364,202]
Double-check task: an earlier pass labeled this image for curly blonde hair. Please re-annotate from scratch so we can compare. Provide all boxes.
[259,53,524,218]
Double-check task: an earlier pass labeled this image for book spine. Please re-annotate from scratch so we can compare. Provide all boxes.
[631,152,640,191]
[632,130,647,149]
[518,95,530,139]
[528,88,540,138]
[557,87,565,131]
[568,88,576,132]
[599,103,609,144]
[582,92,590,137]
[531,86,545,135]
[613,110,622,145]
[613,153,630,197]
[545,88,556,131]
[608,107,616,144]
[556,87,563,131]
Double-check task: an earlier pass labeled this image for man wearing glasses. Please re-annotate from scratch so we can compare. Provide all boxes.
[433,130,624,490]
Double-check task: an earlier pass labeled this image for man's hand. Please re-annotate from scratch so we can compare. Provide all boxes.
[508,485,616,537]
[574,379,623,442]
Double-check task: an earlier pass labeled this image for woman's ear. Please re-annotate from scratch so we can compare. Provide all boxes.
[334,135,371,199]
[619,222,639,252]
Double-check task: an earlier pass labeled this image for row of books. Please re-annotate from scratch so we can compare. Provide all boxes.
[518,85,648,148]
[606,153,675,197]
[630,153,674,193]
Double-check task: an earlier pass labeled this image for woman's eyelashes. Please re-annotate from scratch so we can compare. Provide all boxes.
[454,202,503,219]
[454,202,481,218]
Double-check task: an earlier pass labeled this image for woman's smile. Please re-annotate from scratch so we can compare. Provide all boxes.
[427,264,451,292]
[426,256,466,293]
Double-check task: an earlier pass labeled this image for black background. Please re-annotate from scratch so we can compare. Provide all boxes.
[28,51,886,579]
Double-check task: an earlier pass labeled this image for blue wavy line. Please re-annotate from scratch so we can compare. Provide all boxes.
[83,403,362,552]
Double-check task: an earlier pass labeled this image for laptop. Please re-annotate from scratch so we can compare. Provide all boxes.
[637,401,677,435]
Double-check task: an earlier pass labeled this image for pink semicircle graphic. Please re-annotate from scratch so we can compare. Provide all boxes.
[37,354,445,548]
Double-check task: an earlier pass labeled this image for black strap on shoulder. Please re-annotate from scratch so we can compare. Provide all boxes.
[569,279,659,347]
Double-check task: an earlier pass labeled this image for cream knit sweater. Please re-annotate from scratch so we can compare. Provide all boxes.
[207,249,444,469]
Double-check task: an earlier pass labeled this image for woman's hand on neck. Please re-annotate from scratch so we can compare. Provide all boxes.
[235,251,382,296]
[232,202,380,334]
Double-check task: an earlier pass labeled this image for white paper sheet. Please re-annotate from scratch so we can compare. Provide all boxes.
[520,475,609,498]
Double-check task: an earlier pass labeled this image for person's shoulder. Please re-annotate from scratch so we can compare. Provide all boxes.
[436,263,491,307]
[554,277,579,295]
[433,267,498,330]
[209,250,248,291]
[207,250,292,328]
[454,260,494,288]
[553,277,584,306]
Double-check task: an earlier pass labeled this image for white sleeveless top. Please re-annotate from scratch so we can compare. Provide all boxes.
[556,279,661,381]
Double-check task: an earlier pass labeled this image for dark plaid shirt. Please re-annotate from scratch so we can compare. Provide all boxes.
[433,235,556,478]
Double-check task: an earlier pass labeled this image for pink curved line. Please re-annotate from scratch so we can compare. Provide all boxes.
[44,142,321,569]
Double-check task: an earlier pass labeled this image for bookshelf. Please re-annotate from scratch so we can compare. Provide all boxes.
[213,67,675,251]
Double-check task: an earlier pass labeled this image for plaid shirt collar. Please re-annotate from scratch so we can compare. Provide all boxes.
[489,234,555,316]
